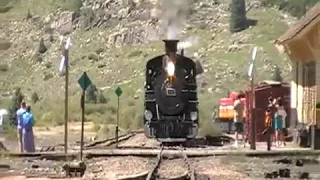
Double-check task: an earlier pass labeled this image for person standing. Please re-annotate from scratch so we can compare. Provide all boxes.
[263,108,273,150]
[273,99,285,147]
[233,94,245,147]
[268,97,277,146]
[22,106,35,152]
[16,102,26,152]
[276,98,287,147]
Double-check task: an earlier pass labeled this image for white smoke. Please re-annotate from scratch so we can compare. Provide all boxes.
[167,24,180,40]
[160,0,194,40]
[177,36,199,50]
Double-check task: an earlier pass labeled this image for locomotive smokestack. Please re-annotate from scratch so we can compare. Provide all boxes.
[163,40,179,55]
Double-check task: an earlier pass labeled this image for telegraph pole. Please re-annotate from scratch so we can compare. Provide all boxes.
[61,37,71,155]
[250,69,256,150]
[64,45,69,154]
[248,47,257,150]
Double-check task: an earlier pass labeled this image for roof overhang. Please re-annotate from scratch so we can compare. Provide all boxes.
[275,2,320,46]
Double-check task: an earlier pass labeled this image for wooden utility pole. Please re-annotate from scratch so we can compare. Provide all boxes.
[61,37,71,154]
[250,71,256,150]
[64,46,69,154]
[80,89,85,159]
[248,47,257,150]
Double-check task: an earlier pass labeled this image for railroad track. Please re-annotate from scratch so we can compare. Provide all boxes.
[38,133,234,153]
[182,149,196,180]
[146,146,196,180]
[84,133,135,149]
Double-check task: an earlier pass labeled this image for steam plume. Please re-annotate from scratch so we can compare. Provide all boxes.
[177,36,199,50]
[160,0,193,40]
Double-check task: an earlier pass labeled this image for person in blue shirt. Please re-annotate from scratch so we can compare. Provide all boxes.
[22,105,35,152]
[16,102,26,152]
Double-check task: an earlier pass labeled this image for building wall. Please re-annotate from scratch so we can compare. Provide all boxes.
[281,18,320,128]
[317,61,320,102]
[289,60,305,126]
[287,34,318,127]
[297,61,304,124]
[291,61,298,128]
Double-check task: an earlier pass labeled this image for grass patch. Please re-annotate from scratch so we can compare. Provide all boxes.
[3,124,17,141]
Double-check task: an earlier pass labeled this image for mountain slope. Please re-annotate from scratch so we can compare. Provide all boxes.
[0,0,296,134]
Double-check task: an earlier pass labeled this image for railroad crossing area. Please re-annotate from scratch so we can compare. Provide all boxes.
[1,129,320,180]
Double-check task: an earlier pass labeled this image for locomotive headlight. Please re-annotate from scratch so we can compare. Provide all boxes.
[167,61,175,77]
[144,110,153,121]
[190,111,198,121]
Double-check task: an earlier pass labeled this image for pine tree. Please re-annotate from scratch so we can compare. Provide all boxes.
[229,0,248,33]
[271,65,283,82]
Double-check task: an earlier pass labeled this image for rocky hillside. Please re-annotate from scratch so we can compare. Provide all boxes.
[0,0,297,132]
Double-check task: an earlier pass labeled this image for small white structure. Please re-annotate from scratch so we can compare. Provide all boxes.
[0,109,8,132]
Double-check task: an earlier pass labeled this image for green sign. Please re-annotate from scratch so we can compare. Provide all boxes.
[78,72,92,90]
[115,86,123,97]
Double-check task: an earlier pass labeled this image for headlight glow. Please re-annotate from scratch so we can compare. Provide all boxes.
[167,61,175,76]
[190,111,198,121]
[144,110,153,121]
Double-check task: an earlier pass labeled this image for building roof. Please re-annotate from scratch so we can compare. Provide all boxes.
[276,2,320,44]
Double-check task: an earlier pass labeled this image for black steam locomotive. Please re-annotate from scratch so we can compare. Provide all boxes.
[143,40,199,142]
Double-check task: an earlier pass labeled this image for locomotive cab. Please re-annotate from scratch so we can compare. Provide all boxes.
[144,40,199,142]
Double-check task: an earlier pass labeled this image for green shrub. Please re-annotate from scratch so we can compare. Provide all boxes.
[56,0,83,15]
[0,64,9,72]
[31,92,40,104]
[84,104,107,115]
[38,111,64,126]
[97,91,109,104]
[261,0,318,18]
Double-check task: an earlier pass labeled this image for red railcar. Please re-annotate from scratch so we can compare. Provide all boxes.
[245,80,291,142]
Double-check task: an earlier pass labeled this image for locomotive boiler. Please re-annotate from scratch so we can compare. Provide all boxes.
[143,40,199,142]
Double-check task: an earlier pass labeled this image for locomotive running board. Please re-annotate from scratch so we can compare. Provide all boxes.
[157,138,186,142]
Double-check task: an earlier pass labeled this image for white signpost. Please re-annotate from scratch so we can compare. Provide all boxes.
[248,47,257,80]
[59,37,72,72]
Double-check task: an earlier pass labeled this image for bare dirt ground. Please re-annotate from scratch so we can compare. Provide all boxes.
[83,156,152,179]
[0,122,97,152]
[0,124,319,179]
[0,177,80,180]
[117,133,160,148]
[157,158,188,179]
[192,157,250,180]
[2,155,320,180]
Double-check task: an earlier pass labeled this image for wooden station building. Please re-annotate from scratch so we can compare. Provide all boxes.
[275,2,320,148]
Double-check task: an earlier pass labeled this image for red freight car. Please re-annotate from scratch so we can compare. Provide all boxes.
[245,80,290,142]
